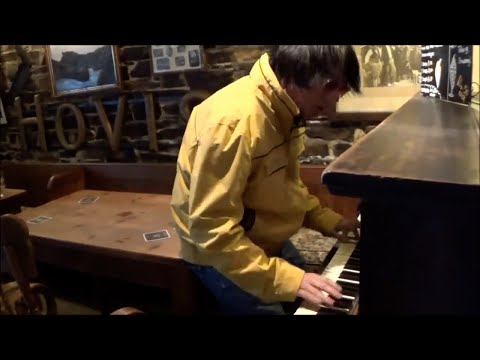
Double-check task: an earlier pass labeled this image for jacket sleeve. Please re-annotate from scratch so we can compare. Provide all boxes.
[296,133,343,235]
[303,192,343,236]
[188,121,305,303]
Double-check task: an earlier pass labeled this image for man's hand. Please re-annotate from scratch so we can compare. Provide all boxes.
[297,273,342,306]
[334,218,360,242]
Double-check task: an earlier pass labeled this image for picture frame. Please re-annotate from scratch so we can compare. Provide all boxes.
[150,45,204,75]
[45,45,121,97]
[338,45,422,113]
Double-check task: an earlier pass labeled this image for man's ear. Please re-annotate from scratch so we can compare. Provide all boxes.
[283,81,299,97]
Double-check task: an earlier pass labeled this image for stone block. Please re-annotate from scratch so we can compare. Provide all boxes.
[130,59,151,78]
[120,46,149,62]
[303,137,330,157]
[184,69,234,93]
[124,120,148,139]
[332,142,352,157]
[306,125,353,141]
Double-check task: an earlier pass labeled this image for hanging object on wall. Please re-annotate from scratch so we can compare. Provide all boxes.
[421,45,473,105]
[45,45,122,97]
[150,45,204,75]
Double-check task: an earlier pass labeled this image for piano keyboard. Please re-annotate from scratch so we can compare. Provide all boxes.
[294,241,360,315]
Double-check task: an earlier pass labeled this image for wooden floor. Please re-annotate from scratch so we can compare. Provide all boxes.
[55,297,102,315]
[34,263,174,315]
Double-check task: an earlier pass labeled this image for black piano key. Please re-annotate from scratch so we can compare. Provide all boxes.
[347,257,360,266]
[339,271,360,282]
[335,298,354,309]
[338,282,358,297]
[339,284,358,294]
[345,260,360,271]
[317,306,348,315]
[343,288,357,298]
[338,279,359,288]
[338,281,358,292]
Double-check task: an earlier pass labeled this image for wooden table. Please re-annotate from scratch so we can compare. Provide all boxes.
[16,189,196,315]
[0,188,26,215]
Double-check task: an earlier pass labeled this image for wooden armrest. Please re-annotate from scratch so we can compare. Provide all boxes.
[110,307,145,315]
[47,168,85,201]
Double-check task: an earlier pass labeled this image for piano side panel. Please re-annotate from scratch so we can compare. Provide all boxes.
[360,197,480,315]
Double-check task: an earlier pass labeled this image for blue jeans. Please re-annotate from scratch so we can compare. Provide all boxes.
[189,239,306,315]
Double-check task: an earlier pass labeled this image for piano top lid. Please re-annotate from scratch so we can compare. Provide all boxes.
[322,96,480,200]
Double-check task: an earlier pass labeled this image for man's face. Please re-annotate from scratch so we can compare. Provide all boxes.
[285,75,350,121]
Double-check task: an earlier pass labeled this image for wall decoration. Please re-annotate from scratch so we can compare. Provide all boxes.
[45,45,121,97]
[337,45,423,113]
[150,45,203,74]
[357,45,422,88]
[420,45,473,105]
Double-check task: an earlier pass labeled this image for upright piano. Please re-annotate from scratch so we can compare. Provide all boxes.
[320,96,480,315]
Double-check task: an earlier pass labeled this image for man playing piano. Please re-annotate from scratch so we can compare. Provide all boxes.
[171,45,361,315]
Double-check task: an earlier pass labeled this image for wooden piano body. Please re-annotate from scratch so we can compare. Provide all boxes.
[321,96,480,315]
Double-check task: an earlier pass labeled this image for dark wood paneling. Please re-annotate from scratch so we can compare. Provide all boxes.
[82,163,176,194]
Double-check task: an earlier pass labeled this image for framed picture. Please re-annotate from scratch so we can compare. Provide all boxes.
[338,45,422,113]
[0,98,6,125]
[150,45,204,74]
[45,45,121,97]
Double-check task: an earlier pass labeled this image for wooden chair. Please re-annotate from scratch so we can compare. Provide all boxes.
[110,306,145,315]
[0,214,57,315]
[46,167,85,202]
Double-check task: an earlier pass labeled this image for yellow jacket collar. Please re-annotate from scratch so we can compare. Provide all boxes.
[249,53,301,136]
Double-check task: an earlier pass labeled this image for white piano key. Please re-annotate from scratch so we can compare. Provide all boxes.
[294,242,358,315]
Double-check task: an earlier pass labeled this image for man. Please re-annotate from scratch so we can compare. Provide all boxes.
[171,45,361,314]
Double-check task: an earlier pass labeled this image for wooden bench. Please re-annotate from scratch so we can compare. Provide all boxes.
[2,162,85,208]
[2,161,359,217]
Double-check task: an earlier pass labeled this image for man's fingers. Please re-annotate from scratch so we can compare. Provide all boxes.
[353,228,360,240]
[322,284,342,300]
[325,278,342,292]
[299,287,335,306]
[335,231,349,242]
[318,293,335,306]
[308,278,342,300]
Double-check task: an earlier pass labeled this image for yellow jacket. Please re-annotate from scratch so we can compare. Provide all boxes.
[171,53,343,303]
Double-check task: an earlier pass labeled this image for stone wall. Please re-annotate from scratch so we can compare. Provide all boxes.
[0,45,382,164]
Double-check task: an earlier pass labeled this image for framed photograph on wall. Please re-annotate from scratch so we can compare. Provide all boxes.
[45,45,121,97]
[338,45,422,113]
[150,45,204,74]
